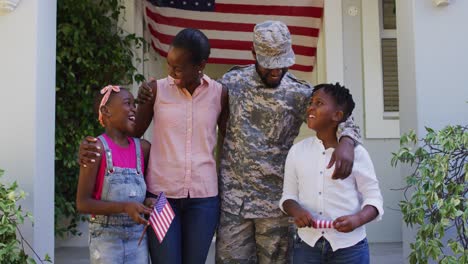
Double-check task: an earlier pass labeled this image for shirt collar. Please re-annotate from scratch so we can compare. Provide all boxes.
[201,74,211,84]
[168,74,210,88]
[313,136,337,152]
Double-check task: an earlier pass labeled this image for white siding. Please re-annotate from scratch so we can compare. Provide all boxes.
[0,0,56,261]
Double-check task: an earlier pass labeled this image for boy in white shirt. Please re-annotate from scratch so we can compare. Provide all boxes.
[279,83,384,264]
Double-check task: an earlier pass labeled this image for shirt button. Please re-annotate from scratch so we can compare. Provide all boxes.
[321,231,325,234]
[319,192,322,195]
[319,212,322,215]
[322,151,325,155]
[320,171,323,174]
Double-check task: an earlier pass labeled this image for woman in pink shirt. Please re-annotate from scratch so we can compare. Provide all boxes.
[80,28,228,264]
[135,28,228,264]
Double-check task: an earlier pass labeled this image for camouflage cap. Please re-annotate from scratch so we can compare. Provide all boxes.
[253,20,295,69]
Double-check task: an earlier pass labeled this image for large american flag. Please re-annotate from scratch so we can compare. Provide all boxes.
[149,192,175,243]
[143,0,324,72]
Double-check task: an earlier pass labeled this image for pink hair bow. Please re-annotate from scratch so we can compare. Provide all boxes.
[98,85,120,127]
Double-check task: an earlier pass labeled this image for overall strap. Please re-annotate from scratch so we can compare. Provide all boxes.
[133,138,142,175]
[97,135,114,172]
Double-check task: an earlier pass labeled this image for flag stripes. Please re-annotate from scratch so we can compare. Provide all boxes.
[143,0,324,72]
[149,192,175,243]
[313,219,334,229]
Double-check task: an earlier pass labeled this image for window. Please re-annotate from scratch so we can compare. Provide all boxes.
[362,0,400,138]
[381,0,399,115]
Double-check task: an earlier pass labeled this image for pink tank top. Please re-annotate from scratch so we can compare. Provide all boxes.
[92,134,144,200]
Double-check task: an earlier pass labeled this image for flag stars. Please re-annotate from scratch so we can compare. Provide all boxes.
[207,2,212,6]
[182,1,186,5]
[195,2,199,6]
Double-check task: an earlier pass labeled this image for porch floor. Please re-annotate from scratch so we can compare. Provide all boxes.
[55,241,403,264]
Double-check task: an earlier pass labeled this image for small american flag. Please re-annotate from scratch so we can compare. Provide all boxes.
[149,192,175,243]
[143,0,324,72]
[313,219,334,229]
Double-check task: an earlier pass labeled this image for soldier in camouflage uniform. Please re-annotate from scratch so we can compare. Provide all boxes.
[215,21,362,264]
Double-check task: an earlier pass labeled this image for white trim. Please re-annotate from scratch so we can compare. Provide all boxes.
[381,30,397,38]
[362,0,400,138]
[323,0,344,84]
[379,0,398,116]
[383,111,400,119]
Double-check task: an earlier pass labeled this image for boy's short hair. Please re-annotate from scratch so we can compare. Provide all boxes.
[312,83,355,120]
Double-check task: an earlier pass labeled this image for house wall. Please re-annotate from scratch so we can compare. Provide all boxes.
[0,0,56,261]
[17,0,466,258]
[340,0,403,243]
[396,0,468,261]
[398,0,468,132]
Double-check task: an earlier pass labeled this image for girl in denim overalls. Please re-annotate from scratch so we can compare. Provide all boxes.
[76,86,152,264]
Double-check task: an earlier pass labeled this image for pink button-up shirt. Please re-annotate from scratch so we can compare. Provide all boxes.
[146,75,222,198]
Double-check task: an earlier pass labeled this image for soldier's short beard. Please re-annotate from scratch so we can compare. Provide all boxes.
[255,62,287,88]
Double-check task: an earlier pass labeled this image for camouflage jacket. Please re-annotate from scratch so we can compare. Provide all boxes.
[218,65,361,218]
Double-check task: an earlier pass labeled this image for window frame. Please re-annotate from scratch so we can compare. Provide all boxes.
[362,0,400,138]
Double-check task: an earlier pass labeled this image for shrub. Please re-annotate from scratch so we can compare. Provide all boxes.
[392,125,467,264]
[0,169,51,263]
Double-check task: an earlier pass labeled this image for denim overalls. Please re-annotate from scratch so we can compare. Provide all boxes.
[88,136,148,264]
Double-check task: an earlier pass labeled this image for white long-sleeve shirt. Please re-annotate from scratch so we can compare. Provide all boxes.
[279,137,384,251]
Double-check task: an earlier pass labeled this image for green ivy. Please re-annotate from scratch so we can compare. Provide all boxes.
[0,169,51,263]
[56,0,144,236]
[392,125,468,264]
